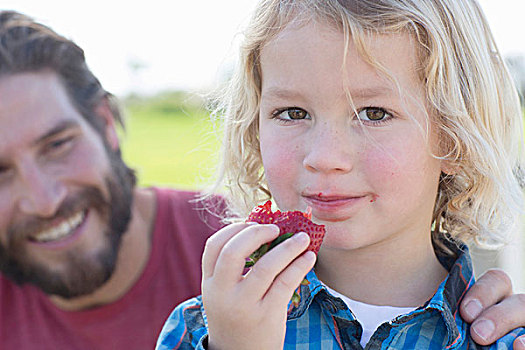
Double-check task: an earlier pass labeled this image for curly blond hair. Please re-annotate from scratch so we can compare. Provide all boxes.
[210,0,524,249]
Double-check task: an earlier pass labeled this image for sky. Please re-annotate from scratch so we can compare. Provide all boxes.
[1,0,524,97]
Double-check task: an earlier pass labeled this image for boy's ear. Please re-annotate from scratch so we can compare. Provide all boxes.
[436,128,457,175]
[440,159,457,175]
[94,98,119,151]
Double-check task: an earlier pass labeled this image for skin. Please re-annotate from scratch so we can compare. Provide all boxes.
[259,23,447,307]
[203,20,525,350]
[0,71,156,310]
[0,65,523,347]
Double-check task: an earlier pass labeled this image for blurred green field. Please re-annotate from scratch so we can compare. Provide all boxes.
[119,92,221,190]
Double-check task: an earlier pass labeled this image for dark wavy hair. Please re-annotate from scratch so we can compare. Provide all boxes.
[0,10,136,187]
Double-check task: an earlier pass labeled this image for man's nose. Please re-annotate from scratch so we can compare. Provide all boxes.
[16,162,67,218]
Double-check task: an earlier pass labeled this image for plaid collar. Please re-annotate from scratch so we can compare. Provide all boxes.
[287,243,474,348]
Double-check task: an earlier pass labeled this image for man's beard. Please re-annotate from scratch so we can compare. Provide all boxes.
[0,151,134,299]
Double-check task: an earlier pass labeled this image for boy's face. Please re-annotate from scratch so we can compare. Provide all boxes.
[0,71,132,298]
[258,21,445,254]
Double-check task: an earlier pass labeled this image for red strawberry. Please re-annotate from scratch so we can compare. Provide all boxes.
[244,201,325,266]
[244,201,325,310]
[273,211,325,254]
[246,200,276,224]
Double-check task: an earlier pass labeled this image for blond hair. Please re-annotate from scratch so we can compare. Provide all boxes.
[211,0,524,249]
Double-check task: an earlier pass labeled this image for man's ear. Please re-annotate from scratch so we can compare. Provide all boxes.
[94,98,120,151]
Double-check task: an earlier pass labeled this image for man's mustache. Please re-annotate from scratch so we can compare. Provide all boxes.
[6,187,108,243]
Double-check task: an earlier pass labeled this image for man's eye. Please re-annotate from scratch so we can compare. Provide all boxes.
[0,165,13,182]
[357,107,391,121]
[275,108,309,120]
[46,137,74,154]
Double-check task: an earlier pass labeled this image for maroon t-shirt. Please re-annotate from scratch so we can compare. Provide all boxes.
[0,188,225,350]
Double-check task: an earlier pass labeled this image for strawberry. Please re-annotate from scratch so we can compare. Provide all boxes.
[244,200,325,264]
[273,211,325,254]
[244,201,325,310]
[246,200,276,224]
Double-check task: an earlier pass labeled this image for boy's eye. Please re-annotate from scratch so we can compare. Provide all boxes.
[357,107,390,121]
[287,108,307,119]
[275,107,310,120]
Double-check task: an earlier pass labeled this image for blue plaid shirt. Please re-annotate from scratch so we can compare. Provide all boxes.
[156,246,524,349]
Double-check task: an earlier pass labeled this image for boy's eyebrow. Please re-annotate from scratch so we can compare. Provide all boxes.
[260,87,304,101]
[261,86,394,101]
[347,86,393,99]
[34,119,81,146]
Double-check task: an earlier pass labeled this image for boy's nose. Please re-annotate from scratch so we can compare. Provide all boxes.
[17,163,67,218]
[302,123,355,174]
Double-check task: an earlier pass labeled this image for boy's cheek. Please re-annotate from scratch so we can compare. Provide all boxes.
[261,138,300,173]
[261,144,302,205]
[263,155,297,191]
[363,151,403,184]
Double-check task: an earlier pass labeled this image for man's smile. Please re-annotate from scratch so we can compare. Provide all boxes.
[29,210,87,244]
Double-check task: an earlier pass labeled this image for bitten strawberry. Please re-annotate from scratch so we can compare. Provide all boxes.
[246,200,276,224]
[245,200,325,265]
[244,201,326,309]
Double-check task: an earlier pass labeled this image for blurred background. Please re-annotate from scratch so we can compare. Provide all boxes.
[1,1,524,291]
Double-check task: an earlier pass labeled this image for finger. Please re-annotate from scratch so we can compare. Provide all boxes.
[202,223,252,279]
[242,232,311,300]
[213,224,280,285]
[460,269,512,322]
[469,293,525,345]
[514,335,525,350]
[263,250,317,309]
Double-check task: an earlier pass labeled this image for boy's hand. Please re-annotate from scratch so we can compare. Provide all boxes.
[460,269,525,349]
[201,223,316,350]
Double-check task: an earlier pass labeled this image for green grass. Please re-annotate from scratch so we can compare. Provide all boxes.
[120,96,221,190]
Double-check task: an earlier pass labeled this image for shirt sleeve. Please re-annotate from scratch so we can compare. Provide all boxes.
[156,296,209,350]
[492,327,525,349]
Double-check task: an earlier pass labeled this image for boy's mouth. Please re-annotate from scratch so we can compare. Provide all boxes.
[303,192,368,202]
[302,192,373,220]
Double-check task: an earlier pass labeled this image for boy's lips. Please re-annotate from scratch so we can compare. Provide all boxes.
[302,193,372,220]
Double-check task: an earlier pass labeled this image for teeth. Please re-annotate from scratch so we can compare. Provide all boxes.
[32,211,86,243]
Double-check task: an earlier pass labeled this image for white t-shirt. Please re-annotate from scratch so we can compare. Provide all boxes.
[324,285,416,348]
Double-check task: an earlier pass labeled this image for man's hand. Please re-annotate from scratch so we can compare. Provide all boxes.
[460,269,525,349]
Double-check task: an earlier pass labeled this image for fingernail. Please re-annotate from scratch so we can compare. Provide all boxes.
[304,250,316,262]
[472,319,495,341]
[519,337,525,348]
[464,299,483,319]
[294,232,308,243]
